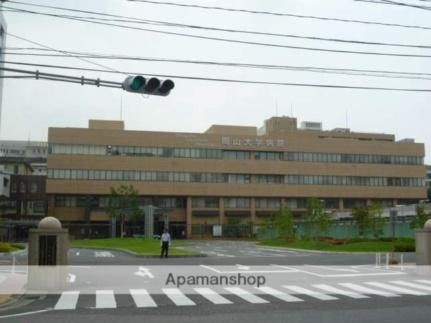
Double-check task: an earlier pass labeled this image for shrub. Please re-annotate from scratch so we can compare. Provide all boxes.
[0,242,14,253]
[393,242,415,252]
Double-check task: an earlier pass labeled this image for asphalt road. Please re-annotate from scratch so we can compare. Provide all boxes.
[0,240,429,323]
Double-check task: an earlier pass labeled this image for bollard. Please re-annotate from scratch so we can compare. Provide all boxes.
[415,219,431,266]
[27,217,69,291]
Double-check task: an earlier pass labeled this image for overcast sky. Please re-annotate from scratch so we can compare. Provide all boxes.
[0,0,430,162]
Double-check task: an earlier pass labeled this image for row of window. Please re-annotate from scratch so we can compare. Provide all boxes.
[47,169,425,187]
[52,195,414,210]
[49,144,424,165]
[55,196,186,208]
[10,182,39,194]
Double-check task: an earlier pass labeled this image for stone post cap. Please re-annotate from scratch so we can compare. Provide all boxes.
[424,219,431,229]
[38,217,62,230]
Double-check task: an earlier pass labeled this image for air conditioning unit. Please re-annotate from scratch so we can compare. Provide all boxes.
[333,128,350,133]
[300,121,322,131]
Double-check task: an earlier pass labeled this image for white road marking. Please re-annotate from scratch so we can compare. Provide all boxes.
[308,265,359,273]
[256,286,303,302]
[67,273,76,283]
[216,253,236,257]
[194,288,233,304]
[162,288,196,306]
[0,309,52,319]
[95,290,117,308]
[236,264,250,270]
[54,291,80,310]
[415,279,431,286]
[365,282,428,296]
[391,281,431,292]
[339,283,399,297]
[283,285,338,301]
[312,284,368,299]
[224,287,269,304]
[134,267,154,279]
[130,289,157,308]
[94,251,115,258]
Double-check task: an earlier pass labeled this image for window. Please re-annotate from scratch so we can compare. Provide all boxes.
[192,197,219,208]
[19,182,26,193]
[224,198,250,208]
[31,183,38,193]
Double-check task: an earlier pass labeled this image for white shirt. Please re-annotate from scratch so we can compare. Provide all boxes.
[161,233,171,245]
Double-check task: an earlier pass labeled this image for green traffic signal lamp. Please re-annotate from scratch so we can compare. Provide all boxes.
[130,76,146,91]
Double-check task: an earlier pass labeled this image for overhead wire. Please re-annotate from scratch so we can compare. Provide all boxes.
[3,8,431,59]
[2,66,431,92]
[3,53,431,81]
[2,5,431,50]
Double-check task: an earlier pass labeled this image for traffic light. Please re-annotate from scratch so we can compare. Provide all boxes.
[122,75,175,96]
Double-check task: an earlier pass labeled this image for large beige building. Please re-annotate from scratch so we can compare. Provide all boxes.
[46,117,426,238]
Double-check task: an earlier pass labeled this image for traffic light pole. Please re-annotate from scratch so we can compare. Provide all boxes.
[0,66,175,96]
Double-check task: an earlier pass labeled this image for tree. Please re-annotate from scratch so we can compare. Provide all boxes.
[106,185,144,238]
[410,203,431,229]
[368,202,385,239]
[258,205,295,240]
[351,206,370,238]
[273,205,295,240]
[303,198,332,239]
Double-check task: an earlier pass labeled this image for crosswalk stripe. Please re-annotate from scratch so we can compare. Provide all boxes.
[415,280,431,286]
[54,291,80,310]
[194,288,233,304]
[366,282,428,296]
[162,288,196,306]
[130,289,157,308]
[338,283,399,297]
[283,285,338,301]
[391,281,431,292]
[224,287,269,304]
[256,286,303,302]
[96,290,117,308]
[312,284,368,299]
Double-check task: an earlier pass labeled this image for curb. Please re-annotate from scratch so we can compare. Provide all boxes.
[71,246,207,258]
[256,244,415,255]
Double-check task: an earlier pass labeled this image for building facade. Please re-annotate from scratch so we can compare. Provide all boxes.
[0,140,48,175]
[46,117,427,238]
[0,158,48,240]
[0,3,6,131]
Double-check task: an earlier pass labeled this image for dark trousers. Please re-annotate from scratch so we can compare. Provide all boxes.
[161,241,169,258]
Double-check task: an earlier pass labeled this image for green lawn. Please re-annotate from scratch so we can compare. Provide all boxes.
[70,238,199,256]
[0,242,25,253]
[259,239,415,252]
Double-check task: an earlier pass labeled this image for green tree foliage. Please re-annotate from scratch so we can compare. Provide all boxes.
[410,204,431,229]
[259,205,295,240]
[368,202,385,239]
[273,205,295,240]
[351,206,369,238]
[352,202,385,238]
[107,185,144,238]
[303,198,332,239]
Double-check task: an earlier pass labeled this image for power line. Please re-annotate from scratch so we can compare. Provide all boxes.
[5,33,122,74]
[4,10,431,59]
[3,53,431,81]
[2,66,431,92]
[8,0,431,31]
[127,0,431,22]
[0,67,123,88]
[354,0,431,11]
[3,4,431,50]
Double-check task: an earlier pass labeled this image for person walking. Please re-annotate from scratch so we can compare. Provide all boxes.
[160,228,171,258]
